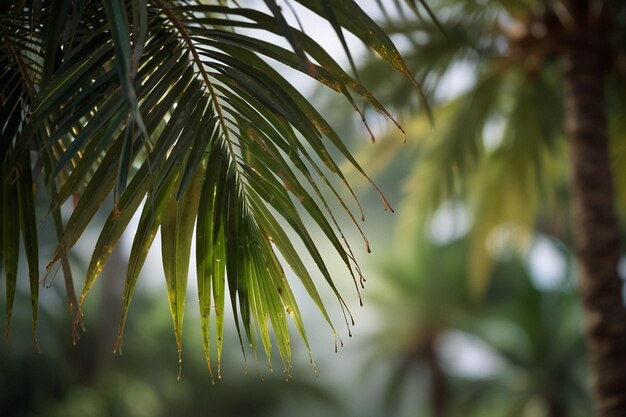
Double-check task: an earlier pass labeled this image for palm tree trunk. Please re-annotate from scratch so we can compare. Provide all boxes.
[564,33,626,417]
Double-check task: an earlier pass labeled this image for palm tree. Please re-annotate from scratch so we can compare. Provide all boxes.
[362,238,472,417]
[0,0,426,377]
[457,260,590,417]
[363,235,590,417]
[351,1,626,415]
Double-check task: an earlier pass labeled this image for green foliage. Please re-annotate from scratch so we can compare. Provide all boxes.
[0,0,424,373]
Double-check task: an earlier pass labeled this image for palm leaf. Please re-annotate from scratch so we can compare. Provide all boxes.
[1,0,424,372]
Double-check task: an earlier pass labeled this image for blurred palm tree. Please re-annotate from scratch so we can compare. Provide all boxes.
[365,237,590,417]
[349,1,626,414]
[363,239,472,417]
[0,0,428,375]
[456,259,590,417]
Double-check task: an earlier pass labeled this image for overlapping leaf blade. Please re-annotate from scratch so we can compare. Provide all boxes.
[16,153,40,342]
[2,157,20,336]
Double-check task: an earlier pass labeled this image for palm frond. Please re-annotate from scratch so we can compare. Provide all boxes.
[1,0,425,373]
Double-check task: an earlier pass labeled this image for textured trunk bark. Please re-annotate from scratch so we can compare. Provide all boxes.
[564,27,626,417]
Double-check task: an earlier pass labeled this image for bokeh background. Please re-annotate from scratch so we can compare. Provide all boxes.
[2,1,609,416]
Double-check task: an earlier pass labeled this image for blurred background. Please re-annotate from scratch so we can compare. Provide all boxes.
[3,1,608,416]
